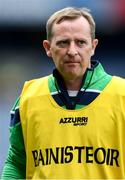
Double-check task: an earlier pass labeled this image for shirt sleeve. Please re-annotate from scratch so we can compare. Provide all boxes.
[1,97,26,179]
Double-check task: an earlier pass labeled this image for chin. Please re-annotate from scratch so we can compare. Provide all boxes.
[63,72,80,80]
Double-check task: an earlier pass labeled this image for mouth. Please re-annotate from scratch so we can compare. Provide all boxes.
[64,61,80,66]
[64,60,79,64]
[63,62,80,69]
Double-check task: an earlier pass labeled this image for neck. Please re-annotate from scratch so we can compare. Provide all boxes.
[64,78,83,91]
[53,69,87,91]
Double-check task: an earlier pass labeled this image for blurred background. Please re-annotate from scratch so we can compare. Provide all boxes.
[0,0,125,174]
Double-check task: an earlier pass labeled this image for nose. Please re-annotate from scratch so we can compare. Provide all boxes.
[67,42,78,56]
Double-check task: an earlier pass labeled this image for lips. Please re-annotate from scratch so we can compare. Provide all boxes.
[64,60,80,64]
[64,61,79,66]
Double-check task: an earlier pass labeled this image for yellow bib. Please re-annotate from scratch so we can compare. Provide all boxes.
[20,76,125,179]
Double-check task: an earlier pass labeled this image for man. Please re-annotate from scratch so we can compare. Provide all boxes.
[1,7,125,179]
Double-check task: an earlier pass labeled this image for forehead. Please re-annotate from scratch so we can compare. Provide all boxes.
[52,16,91,37]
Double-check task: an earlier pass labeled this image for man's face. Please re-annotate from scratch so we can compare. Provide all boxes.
[43,16,98,81]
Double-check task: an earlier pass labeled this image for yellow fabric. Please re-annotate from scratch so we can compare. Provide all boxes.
[20,76,125,179]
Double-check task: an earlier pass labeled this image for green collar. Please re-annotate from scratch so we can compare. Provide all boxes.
[48,61,112,93]
[83,61,109,89]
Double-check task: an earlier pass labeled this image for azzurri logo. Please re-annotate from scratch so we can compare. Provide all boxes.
[59,116,88,126]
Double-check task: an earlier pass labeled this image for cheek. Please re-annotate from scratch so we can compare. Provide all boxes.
[52,49,66,60]
[51,48,59,57]
[82,47,93,57]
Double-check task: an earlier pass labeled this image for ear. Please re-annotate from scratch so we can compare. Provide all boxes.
[91,39,98,56]
[43,40,52,57]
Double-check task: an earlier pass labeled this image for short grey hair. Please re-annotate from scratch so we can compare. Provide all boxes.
[46,7,96,41]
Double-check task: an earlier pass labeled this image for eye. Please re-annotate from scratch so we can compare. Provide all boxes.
[56,40,69,47]
[77,40,86,47]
